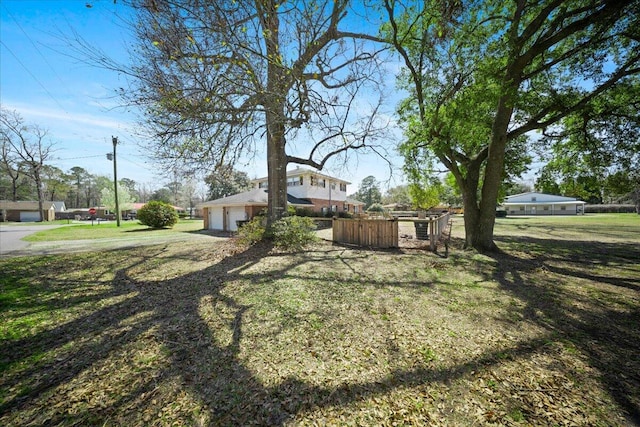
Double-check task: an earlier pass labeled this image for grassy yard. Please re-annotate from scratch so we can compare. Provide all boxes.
[22,219,205,241]
[1,214,638,426]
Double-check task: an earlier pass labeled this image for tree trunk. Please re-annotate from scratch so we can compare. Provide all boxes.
[266,115,288,227]
[461,94,515,252]
[458,166,481,250]
[34,171,44,222]
[262,0,289,228]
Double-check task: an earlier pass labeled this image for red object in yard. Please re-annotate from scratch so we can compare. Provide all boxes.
[88,208,97,215]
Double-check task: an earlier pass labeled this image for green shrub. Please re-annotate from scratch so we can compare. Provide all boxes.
[585,204,637,213]
[236,216,266,246]
[236,215,319,250]
[294,207,324,217]
[367,203,385,213]
[271,216,319,250]
[137,201,179,228]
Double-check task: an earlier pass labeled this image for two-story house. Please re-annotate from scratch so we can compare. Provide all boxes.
[199,167,364,231]
[252,167,364,215]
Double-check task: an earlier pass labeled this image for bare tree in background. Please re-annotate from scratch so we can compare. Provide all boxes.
[1,139,27,201]
[0,108,56,221]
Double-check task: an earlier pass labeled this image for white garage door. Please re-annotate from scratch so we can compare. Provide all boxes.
[227,207,247,231]
[208,207,224,230]
[20,211,40,222]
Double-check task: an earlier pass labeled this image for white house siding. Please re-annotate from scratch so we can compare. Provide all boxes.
[507,204,580,215]
[282,177,345,201]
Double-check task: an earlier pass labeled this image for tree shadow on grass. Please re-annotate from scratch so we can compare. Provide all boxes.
[486,235,640,424]
[2,235,638,425]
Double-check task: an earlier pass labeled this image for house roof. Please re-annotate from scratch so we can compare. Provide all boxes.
[0,200,56,210]
[250,167,351,185]
[287,194,314,206]
[198,188,314,208]
[503,192,586,205]
[124,202,185,211]
[346,197,365,206]
[52,201,66,212]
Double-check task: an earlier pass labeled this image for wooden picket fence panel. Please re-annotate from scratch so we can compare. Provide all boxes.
[332,218,399,248]
[332,213,451,250]
[408,213,450,250]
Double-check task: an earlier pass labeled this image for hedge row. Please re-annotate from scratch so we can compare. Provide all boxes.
[584,204,638,213]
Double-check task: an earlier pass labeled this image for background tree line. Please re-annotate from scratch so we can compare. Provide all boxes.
[0,108,209,211]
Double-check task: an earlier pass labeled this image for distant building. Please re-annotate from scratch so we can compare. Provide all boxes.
[0,200,56,222]
[502,192,586,215]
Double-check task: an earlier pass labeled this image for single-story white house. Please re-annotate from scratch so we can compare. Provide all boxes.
[502,192,586,215]
[198,188,314,231]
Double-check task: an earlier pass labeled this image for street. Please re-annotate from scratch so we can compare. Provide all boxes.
[0,224,62,256]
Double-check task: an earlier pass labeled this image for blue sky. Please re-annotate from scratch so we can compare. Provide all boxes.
[1,0,408,193]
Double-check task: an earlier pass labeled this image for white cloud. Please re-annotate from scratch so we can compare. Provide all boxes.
[4,103,132,131]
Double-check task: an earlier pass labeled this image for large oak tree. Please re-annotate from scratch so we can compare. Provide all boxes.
[384,0,640,251]
[107,1,388,226]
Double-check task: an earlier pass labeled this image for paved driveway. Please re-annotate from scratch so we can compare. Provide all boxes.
[0,224,63,256]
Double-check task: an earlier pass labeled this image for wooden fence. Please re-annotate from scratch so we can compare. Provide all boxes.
[405,213,450,251]
[332,213,451,250]
[332,218,399,248]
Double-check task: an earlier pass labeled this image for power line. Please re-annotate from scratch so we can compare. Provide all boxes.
[1,4,74,105]
[54,154,104,161]
[118,154,155,171]
[0,40,69,113]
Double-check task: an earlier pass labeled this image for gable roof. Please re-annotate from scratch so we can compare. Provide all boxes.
[52,201,66,212]
[346,197,366,206]
[198,188,314,208]
[0,200,56,211]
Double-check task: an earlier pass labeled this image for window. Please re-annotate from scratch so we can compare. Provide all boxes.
[258,181,268,189]
[560,206,566,211]
[339,183,347,192]
[287,176,303,186]
[318,178,326,188]
[343,203,348,211]
[531,197,537,202]
[310,176,316,186]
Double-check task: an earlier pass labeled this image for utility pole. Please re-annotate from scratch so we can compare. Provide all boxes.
[111,136,121,227]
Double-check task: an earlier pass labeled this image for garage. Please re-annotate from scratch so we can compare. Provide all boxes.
[197,188,314,232]
[208,207,224,230]
[0,201,56,222]
[227,207,248,231]
[19,211,41,222]
[198,188,268,232]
